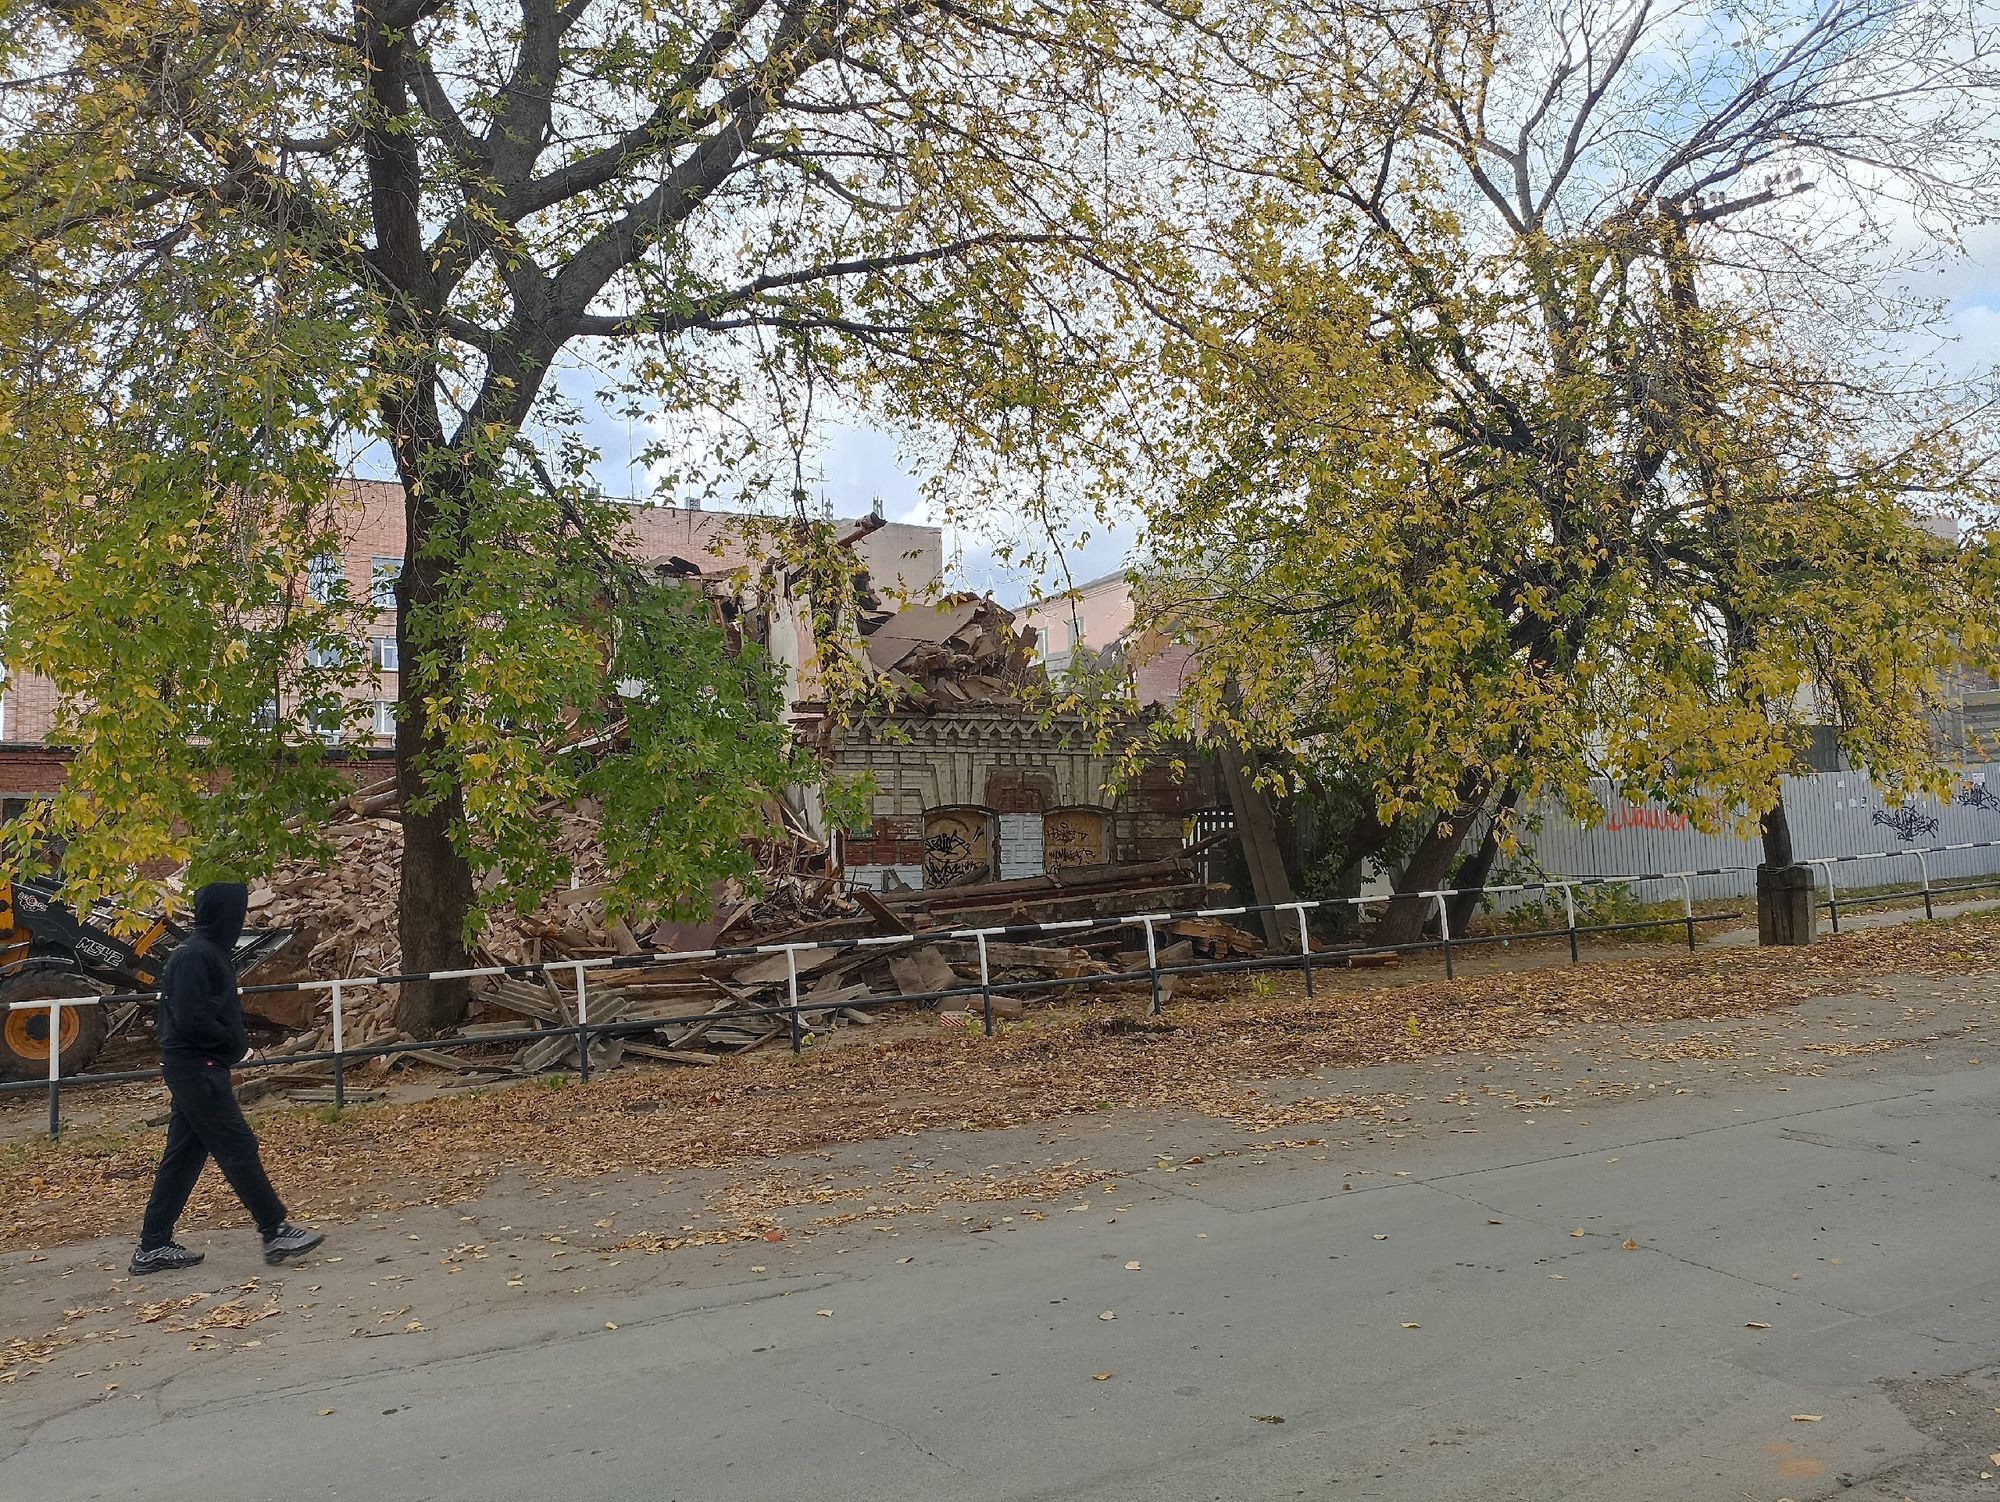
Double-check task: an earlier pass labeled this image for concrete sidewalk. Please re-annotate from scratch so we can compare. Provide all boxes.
[7,980,2000,1501]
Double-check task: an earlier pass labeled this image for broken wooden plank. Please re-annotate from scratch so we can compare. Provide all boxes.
[851,887,912,935]
[591,963,725,987]
[619,1042,722,1066]
[396,1047,511,1074]
[1169,918,1264,955]
[732,1024,789,1052]
[729,944,868,987]
[285,1086,387,1105]
[925,939,1108,977]
[656,993,756,1051]
[1115,940,1196,972]
[871,852,1201,910]
[804,980,876,1004]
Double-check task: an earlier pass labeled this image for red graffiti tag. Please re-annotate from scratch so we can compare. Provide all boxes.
[1604,804,1691,834]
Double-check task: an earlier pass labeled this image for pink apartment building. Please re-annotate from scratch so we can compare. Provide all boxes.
[1018,569,1195,709]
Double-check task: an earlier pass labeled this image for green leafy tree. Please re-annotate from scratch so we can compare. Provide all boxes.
[0,0,1179,1028]
[1130,0,2000,940]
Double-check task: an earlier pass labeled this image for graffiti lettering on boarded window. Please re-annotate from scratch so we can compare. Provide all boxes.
[1043,807,1109,873]
[1871,806,1941,842]
[1604,803,1691,834]
[922,808,995,887]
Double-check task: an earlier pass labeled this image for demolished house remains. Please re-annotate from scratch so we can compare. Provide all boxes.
[213,497,1246,1095]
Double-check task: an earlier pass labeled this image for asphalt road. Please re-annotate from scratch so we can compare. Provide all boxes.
[10,993,2000,1501]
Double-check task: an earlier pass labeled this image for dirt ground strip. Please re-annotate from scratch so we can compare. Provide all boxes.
[6,912,2000,1262]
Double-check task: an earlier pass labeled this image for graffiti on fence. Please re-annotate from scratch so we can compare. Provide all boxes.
[1958,781,2000,813]
[1603,802,1691,834]
[1871,805,1942,842]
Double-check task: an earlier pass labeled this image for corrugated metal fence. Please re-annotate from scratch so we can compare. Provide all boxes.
[1506,766,2000,903]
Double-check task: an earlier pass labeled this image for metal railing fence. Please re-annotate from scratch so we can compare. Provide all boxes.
[10,840,2000,1139]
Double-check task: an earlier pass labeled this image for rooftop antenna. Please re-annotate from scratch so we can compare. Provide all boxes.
[624,407,637,501]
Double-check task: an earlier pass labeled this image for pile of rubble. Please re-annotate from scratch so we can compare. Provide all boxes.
[856,596,1043,710]
[441,848,1255,1073]
[237,790,1253,1092]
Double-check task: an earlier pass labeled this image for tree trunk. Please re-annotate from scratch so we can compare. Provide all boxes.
[393,772,473,1035]
[390,467,475,1037]
[356,15,475,1037]
[1445,783,1519,935]
[1375,810,1476,946]
[1759,792,1795,867]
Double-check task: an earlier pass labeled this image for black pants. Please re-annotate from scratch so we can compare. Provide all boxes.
[139,1063,286,1248]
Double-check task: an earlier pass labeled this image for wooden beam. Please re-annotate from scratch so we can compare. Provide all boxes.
[1218,742,1295,949]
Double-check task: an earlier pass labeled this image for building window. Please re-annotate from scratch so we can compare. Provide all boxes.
[372,699,396,738]
[307,709,343,746]
[370,636,399,672]
[306,552,345,604]
[305,640,353,671]
[370,556,402,609]
[1066,621,1082,651]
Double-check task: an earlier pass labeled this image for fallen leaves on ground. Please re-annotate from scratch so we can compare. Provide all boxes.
[170,1299,280,1332]
[7,911,2000,1255]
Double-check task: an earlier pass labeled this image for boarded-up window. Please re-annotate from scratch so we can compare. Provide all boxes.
[922,806,997,887]
[1043,806,1110,872]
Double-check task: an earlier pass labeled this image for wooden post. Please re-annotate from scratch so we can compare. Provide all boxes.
[1756,863,1817,946]
[1218,743,1296,950]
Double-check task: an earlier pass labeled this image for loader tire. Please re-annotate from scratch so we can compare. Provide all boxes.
[0,969,108,1082]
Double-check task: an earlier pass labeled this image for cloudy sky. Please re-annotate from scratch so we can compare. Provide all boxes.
[657,225,2000,608]
[355,223,1996,611]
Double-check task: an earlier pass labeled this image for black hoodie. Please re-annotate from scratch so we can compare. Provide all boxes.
[156,882,252,1069]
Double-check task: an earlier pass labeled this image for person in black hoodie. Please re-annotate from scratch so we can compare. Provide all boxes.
[130,881,325,1274]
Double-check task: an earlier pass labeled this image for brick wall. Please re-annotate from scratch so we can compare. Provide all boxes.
[0,746,72,801]
[0,746,391,799]
[833,713,1220,883]
[1,673,60,745]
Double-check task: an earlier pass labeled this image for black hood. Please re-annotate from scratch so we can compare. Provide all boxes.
[191,881,249,952]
